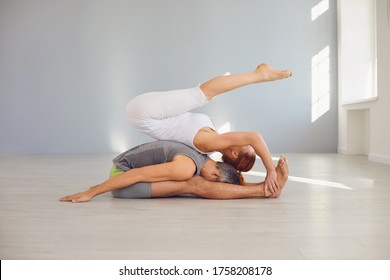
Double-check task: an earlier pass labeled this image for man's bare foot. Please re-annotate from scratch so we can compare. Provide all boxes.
[254,63,292,83]
[271,156,289,198]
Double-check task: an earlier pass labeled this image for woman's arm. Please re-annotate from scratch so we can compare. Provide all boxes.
[203,131,275,171]
[198,131,279,195]
[59,155,196,203]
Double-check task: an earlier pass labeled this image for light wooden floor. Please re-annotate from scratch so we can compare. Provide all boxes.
[0,153,389,260]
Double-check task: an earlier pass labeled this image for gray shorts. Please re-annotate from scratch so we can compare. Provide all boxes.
[111,182,152,199]
[109,165,152,198]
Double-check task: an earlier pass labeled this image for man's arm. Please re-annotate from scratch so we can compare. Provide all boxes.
[59,155,196,203]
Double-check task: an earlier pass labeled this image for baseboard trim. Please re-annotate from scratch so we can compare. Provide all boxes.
[369,153,390,165]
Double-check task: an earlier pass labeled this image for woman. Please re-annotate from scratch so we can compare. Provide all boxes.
[126,63,292,195]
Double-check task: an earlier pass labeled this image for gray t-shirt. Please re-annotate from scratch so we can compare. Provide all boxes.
[112,140,209,175]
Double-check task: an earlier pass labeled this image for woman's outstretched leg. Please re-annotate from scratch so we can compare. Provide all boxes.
[125,63,292,150]
[200,63,292,100]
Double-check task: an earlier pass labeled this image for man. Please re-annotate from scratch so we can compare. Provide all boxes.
[60,140,289,203]
[113,156,289,200]
[60,140,241,203]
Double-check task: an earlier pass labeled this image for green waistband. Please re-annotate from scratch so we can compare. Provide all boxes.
[110,165,125,178]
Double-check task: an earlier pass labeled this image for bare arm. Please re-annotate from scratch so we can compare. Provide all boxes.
[197,131,279,195]
[202,131,275,173]
[59,155,196,203]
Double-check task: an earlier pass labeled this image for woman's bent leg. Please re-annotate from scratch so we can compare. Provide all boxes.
[126,87,209,124]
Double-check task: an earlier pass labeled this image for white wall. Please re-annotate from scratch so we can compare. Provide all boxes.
[338,0,390,164]
[339,0,377,104]
[0,0,338,154]
[370,0,390,164]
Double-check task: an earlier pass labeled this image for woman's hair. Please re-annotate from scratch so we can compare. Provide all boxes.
[216,162,245,185]
[222,150,256,172]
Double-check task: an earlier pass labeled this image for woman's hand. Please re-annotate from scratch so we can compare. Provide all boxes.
[264,170,279,197]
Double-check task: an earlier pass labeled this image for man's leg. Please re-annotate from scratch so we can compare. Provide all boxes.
[150,156,289,199]
[200,64,292,100]
[150,177,266,199]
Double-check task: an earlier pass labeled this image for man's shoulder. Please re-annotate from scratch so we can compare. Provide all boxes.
[162,140,203,155]
[141,140,193,150]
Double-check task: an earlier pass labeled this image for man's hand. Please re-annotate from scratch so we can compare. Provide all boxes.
[264,170,279,197]
[59,188,95,203]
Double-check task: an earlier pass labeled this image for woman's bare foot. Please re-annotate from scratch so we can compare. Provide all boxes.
[254,63,292,83]
[270,156,289,198]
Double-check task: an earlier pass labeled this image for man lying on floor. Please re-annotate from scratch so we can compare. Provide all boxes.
[59,140,288,203]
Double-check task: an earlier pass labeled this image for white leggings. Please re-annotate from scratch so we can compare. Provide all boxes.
[125,86,215,152]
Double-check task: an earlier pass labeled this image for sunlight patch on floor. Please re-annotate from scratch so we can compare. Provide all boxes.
[245,170,353,190]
